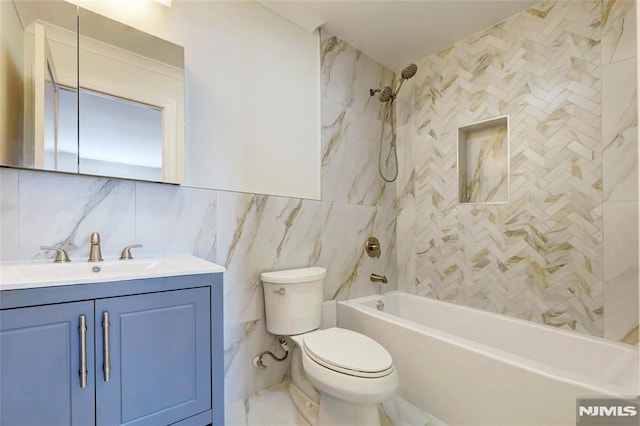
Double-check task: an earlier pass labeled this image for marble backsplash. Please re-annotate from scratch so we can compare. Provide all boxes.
[0,29,397,408]
[397,0,638,343]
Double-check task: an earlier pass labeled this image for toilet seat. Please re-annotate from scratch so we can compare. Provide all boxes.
[302,328,394,378]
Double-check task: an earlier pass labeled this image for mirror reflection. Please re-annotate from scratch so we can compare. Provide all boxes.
[79,88,163,181]
[0,0,185,183]
[1,0,78,172]
[44,81,77,172]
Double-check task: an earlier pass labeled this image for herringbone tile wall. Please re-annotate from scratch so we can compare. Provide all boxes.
[397,0,638,341]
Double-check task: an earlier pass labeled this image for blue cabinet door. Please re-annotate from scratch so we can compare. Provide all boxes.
[95,287,211,426]
[0,301,96,426]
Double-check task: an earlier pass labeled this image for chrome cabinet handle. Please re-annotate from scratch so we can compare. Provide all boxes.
[79,315,87,388]
[102,312,111,382]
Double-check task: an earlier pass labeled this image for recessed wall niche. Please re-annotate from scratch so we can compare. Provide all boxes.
[458,115,509,204]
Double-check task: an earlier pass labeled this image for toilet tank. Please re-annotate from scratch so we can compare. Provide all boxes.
[261,267,326,335]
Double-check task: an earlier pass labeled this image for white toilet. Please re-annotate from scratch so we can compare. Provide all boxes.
[261,266,398,426]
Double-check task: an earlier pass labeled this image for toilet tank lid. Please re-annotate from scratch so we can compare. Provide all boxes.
[261,267,326,284]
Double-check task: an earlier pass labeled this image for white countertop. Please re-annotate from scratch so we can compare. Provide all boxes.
[0,255,225,291]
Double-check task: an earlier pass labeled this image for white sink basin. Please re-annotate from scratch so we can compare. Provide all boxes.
[0,255,225,291]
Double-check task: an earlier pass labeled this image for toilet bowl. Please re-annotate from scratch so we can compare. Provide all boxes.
[261,267,398,426]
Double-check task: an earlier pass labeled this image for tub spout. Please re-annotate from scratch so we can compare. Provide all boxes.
[370,273,388,284]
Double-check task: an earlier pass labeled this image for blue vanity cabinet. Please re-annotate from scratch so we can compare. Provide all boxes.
[0,272,224,426]
[0,301,96,426]
[95,287,211,426]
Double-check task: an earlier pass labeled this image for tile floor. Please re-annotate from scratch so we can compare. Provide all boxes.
[227,381,447,426]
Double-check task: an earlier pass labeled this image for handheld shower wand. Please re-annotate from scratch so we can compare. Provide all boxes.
[391,63,417,98]
[369,63,418,182]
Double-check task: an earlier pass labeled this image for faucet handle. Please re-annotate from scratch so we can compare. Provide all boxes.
[120,244,143,260]
[40,246,71,263]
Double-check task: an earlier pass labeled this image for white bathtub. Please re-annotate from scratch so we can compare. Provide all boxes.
[337,291,639,425]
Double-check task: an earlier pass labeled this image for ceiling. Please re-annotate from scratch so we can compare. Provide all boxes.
[259,0,539,71]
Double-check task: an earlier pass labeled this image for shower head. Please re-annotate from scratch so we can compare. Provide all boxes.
[369,63,418,103]
[391,63,418,98]
[369,86,394,102]
[378,86,393,103]
[401,63,418,80]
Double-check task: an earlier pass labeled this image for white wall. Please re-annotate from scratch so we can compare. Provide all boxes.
[71,0,321,200]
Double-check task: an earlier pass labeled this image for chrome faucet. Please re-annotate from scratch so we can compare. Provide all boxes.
[88,232,103,262]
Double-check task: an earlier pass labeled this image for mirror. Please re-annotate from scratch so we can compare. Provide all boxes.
[0,0,185,183]
[1,0,78,172]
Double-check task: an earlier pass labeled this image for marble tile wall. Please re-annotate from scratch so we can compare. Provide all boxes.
[0,30,397,409]
[601,0,638,343]
[398,0,638,342]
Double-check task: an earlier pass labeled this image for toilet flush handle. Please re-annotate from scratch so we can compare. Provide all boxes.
[273,287,286,295]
